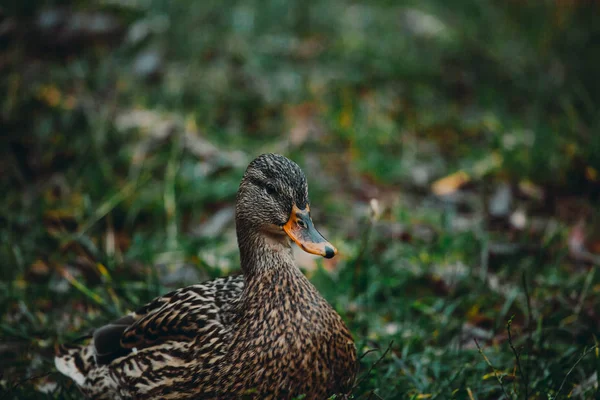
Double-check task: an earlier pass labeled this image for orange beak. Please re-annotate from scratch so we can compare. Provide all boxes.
[283,204,337,259]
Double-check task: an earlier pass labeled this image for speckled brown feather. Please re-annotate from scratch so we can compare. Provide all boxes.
[55,154,357,400]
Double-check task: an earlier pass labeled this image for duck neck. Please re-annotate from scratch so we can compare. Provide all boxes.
[237,228,316,302]
[237,228,297,278]
[235,228,330,335]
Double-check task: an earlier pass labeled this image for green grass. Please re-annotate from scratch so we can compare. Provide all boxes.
[2,0,600,399]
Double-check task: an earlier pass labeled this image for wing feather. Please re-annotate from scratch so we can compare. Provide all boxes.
[92,275,244,365]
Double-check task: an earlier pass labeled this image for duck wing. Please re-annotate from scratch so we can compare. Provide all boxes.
[92,274,244,365]
[54,275,244,398]
[56,275,244,369]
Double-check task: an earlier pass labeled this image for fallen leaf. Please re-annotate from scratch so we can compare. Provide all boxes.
[518,180,545,201]
[431,170,470,196]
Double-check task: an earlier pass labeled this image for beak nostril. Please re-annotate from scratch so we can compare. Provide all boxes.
[283,204,336,259]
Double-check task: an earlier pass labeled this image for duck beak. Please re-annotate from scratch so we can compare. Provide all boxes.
[283,204,338,259]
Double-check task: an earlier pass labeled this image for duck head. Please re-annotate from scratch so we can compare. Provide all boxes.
[236,154,337,259]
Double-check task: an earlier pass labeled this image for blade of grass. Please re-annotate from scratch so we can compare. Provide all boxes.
[553,345,597,400]
[506,315,528,399]
[474,338,511,400]
[595,335,600,399]
[77,174,150,237]
[164,135,182,251]
[58,267,106,307]
[575,267,595,315]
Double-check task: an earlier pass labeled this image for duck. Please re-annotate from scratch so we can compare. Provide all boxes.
[55,153,357,399]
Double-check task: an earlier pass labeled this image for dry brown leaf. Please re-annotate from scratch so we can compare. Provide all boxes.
[431,170,470,196]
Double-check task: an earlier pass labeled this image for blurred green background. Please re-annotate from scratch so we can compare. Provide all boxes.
[2,0,600,399]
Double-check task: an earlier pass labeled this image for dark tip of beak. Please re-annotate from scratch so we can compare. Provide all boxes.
[324,246,335,259]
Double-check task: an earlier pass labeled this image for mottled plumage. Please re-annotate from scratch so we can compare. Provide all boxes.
[55,154,357,399]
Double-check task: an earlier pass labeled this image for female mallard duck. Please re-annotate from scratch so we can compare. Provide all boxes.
[55,153,357,399]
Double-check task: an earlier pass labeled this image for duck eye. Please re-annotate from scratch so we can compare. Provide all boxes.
[265,184,277,196]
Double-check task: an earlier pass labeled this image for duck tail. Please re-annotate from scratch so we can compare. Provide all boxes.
[54,340,96,387]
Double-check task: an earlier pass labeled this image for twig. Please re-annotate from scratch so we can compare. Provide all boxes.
[365,390,384,400]
[521,271,532,329]
[474,338,511,399]
[553,345,597,399]
[575,267,595,315]
[358,347,380,361]
[521,270,533,399]
[506,315,528,399]
[353,341,394,391]
[1,371,53,400]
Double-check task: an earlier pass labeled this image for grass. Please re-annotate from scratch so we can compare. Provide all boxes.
[2,0,600,399]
